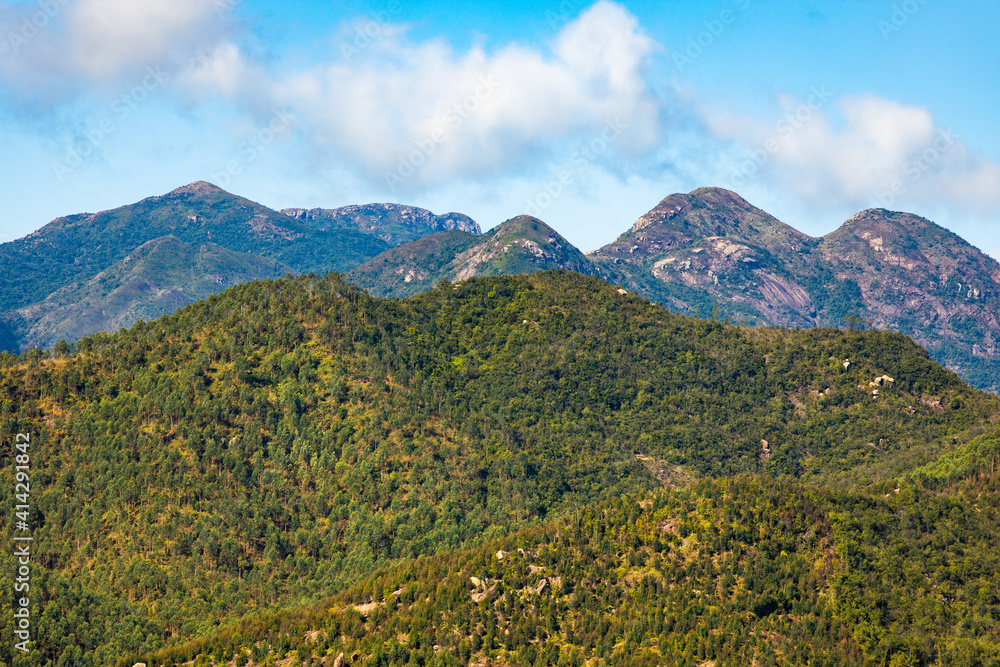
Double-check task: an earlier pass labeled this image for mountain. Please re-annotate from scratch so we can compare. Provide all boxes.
[2,270,997,666]
[589,190,1000,392]
[818,209,1000,389]
[591,188,836,326]
[11,235,292,350]
[281,202,481,245]
[341,186,1000,391]
[0,182,478,352]
[7,181,1000,391]
[1,181,328,314]
[346,229,480,297]
[348,215,597,297]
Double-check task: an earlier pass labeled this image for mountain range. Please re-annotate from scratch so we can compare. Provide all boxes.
[3,181,999,391]
[3,182,1000,666]
[3,269,1000,666]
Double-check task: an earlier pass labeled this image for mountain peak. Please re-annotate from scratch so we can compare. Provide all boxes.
[347,213,597,296]
[599,187,809,264]
[688,186,751,203]
[168,181,224,196]
[823,207,999,275]
[492,214,554,233]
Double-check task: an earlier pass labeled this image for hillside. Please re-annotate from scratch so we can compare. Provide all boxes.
[349,216,597,297]
[12,235,292,350]
[819,209,1000,390]
[0,182,479,353]
[346,230,480,297]
[0,270,997,665]
[148,474,1000,667]
[0,182,326,313]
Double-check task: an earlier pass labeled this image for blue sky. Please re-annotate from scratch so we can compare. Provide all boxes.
[1,0,998,258]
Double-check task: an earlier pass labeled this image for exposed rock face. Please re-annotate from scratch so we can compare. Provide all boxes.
[591,187,822,328]
[281,203,481,245]
[590,189,1000,392]
[760,439,772,463]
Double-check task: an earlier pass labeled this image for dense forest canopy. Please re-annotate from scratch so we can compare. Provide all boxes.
[1,270,998,666]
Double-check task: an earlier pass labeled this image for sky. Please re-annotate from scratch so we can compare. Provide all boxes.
[1,0,998,258]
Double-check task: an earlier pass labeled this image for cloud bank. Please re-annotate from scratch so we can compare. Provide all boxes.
[711,94,1000,215]
[1,0,223,96]
[3,0,999,223]
[177,0,662,190]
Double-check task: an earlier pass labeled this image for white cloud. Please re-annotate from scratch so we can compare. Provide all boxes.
[1,0,224,93]
[709,93,1000,215]
[67,0,219,78]
[177,0,662,191]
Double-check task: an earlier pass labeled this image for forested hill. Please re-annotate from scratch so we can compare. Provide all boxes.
[152,475,1000,667]
[0,270,997,666]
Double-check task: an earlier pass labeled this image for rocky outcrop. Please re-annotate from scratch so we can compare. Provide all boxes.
[592,190,1000,392]
[281,203,480,245]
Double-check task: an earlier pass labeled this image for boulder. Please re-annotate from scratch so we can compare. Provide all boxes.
[759,439,772,462]
[869,375,895,388]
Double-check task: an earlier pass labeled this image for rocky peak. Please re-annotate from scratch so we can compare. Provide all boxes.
[280,203,480,244]
[598,187,809,265]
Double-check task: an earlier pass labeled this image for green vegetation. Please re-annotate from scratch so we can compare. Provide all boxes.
[147,477,1000,667]
[349,217,594,300]
[0,270,998,666]
[348,230,480,298]
[0,183,391,352]
[14,236,293,351]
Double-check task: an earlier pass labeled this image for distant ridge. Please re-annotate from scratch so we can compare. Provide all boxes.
[348,214,597,298]
[3,181,999,391]
[348,187,1000,392]
[281,202,481,245]
[0,182,477,352]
